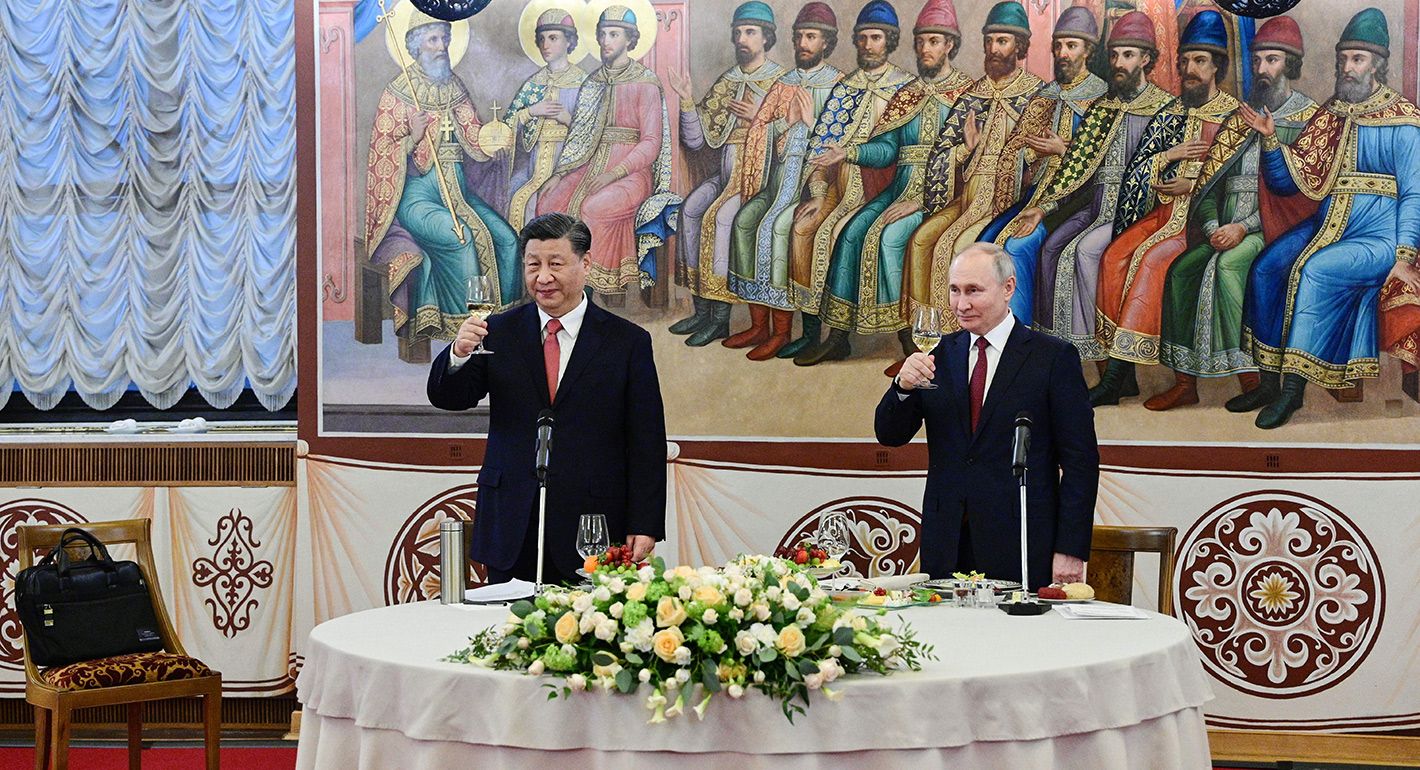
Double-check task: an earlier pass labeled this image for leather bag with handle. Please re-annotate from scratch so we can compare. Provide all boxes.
[15,527,164,667]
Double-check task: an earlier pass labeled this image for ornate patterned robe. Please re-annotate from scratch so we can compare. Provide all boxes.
[502,65,587,232]
[675,60,786,303]
[365,68,520,339]
[902,68,1043,322]
[1243,86,1420,387]
[1159,90,1317,376]
[820,69,974,335]
[537,60,680,293]
[788,64,914,315]
[999,83,1172,359]
[728,63,843,309]
[1095,89,1244,365]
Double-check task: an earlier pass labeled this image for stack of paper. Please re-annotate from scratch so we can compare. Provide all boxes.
[1053,603,1149,620]
[464,579,535,604]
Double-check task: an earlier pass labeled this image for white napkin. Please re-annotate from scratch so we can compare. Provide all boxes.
[464,579,535,603]
[861,573,929,591]
[106,419,139,434]
[1053,603,1148,620]
[172,417,209,434]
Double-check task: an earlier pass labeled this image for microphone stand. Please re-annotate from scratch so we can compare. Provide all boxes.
[1003,412,1049,615]
[535,410,554,596]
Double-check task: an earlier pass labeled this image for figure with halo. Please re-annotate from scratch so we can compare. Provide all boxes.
[502,6,589,232]
[365,7,522,346]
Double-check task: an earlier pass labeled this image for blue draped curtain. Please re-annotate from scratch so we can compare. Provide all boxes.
[0,0,296,411]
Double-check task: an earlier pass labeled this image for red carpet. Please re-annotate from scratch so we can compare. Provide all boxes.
[0,745,295,769]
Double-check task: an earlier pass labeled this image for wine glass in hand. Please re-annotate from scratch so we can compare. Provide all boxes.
[465,275,496,355]
[576,515,609,562]
[911,306,942,389]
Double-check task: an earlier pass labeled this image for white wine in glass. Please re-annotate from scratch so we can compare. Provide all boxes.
[465,275,496,355]
[911,306,941,389]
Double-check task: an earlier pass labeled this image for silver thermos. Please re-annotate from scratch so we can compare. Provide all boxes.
[439,519,466,604]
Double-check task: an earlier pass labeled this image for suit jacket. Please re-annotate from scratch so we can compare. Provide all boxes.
[874,318,1098,588]
[428,301,667,579]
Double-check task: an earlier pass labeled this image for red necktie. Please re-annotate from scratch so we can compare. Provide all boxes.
[969,336,988,432]
[544,318,563,402]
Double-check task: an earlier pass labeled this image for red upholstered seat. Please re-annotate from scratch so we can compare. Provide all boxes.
[40,651,214,692]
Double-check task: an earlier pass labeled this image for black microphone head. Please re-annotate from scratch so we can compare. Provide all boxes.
[537,409,555,426]
[1014,411,1032,427]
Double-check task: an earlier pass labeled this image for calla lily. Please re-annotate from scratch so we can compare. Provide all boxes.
[694,692,712,720]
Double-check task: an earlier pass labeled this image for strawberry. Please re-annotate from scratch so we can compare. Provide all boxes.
[873,587,887,596]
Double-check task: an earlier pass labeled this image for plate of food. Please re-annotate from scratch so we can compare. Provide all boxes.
[918,573,1021,592]
[1034,582,1096,603]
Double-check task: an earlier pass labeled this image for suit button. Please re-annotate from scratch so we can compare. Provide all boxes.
[966,456,975,465]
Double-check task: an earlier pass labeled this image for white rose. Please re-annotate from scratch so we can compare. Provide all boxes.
[734,588,753,607]
[665,677,679,691]
[755,603,771,621]
[675,667,691,683]
[702,608,719,625]
[639,668,651,682]
[796,607,815,626]
[782,592,801,611]
[678,585,693,601]
[608,577,626,594]
[828,645,842,658]
[804,672,823,690]
[527,660,545,676]
[517,637,530,650]
[638,565,656,582]
[569,674,587,691]
[728,683,744,699]
[728,607,745,621]
[573,593,594,614]
[735,630,758,655]
[673,646,692,666]
[766,586,782,601]
[609,601,624,619]
[620,641,633,653]
[625,618,655,651]
[595,618,618,641]
[753,670,765,683]
[593,586,612,603]
[750,622,777,647]
[820,658,843,683]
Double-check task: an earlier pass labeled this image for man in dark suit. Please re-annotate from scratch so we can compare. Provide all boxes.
[428,213,667,585]
[875,243,1098,588]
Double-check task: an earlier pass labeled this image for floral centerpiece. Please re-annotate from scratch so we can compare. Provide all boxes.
[448,555,934,722]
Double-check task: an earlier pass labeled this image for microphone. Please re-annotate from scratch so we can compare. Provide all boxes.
[535,409,554,483]
[1011,411,1031,479]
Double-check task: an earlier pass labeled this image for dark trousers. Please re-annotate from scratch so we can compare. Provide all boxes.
[485,506,578,586]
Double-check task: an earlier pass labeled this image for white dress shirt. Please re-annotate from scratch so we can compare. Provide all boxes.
[447,295,588,381]
[967,312,1015,402]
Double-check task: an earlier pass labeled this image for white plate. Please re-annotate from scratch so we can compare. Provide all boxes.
[1034,595,1094,604]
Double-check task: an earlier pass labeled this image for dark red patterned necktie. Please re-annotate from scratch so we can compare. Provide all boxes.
[544,318,563,402]
[969,336,988,432]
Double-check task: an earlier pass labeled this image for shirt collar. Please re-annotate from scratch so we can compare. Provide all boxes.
[969,312,1015,352]
[538,294,588,340]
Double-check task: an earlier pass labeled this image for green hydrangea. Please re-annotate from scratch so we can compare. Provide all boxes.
[622,600,648,628]
[687,600,709,622]
[541,644,577,672]
[645,582,669,603]
[523,617,547,640]
[698,629,724,654]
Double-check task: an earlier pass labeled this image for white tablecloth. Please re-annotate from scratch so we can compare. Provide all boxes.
[295,601,1214,769]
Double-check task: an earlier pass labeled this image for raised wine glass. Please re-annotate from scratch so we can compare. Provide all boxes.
[465,275,496,355]
[911,306,942,389]
[576,514,609,562]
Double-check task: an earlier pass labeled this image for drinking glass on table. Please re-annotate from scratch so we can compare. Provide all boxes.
[816,512,851,570]
[576,515,609,561]
[911,306,942,389]
[465,275,496,355]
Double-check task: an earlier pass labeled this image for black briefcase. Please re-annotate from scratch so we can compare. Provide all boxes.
[15,527,165,667]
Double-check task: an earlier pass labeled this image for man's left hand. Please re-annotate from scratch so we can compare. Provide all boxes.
[626,534,655,561]
[1052,552,1085,583]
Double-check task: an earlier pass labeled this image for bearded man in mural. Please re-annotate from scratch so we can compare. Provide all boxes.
[1001,11,1171,361]
[1235,8,1420,429]
[1089,10,1245,407]
[797,0,973,368]
[365,12,522,344]
[782,1,913,361]
[893,2,1044,351]
[665,2,785,347]
[1148,16,1319,411]
[723,3,843,361]
[537,5,679,297]
[502,9,587,233]
[977,6,1107,327]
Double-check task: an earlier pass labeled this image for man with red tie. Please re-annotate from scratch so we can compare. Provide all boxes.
[428,213,667,585]
[874,242,1098,588]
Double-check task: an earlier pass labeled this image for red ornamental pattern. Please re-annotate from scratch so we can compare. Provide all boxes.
[777,497,922,578]
[191,509,275,638]
[1175,491,1384,698]
[384,484,486,605]
[0,500,87,670]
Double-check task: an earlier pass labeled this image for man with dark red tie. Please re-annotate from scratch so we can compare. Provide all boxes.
[428,213,667,585]
[874,242,1098,588]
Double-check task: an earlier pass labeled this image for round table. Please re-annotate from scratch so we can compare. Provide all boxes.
[295,600,1213,769]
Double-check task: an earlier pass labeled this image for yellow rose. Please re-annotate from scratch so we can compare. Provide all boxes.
[554,612,581,644]
[593,657,621,679]
[652,626,684,662]
[777,625,806,658]
[626,582,648,602]
[657,596,689,627]
[673,565,697,580]
[693,585,725,607]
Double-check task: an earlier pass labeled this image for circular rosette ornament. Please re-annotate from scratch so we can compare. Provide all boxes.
[410,0,495,22]
[1214,0,1301,18]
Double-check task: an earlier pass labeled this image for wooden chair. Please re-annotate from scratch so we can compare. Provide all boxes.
[18,520,221,770]
[1087,525,1178,616]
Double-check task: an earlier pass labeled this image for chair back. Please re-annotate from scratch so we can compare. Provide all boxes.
[1087,525,1178,615]
[16,519,185,681]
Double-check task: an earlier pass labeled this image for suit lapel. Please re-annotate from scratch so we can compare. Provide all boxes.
[512,304,552,407]
[554,302,609,407]
[944,331,971,437]
[972,319,1032,444]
